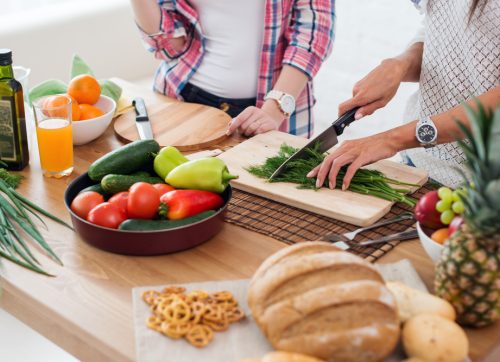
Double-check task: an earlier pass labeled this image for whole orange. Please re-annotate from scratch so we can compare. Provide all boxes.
[78,104,104,120]
[68,74,101,105]
[431,228,449,245]
[42,94,80,121]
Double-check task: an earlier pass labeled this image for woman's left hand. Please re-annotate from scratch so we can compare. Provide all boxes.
[226,101,284,137]
[307,132,400,190]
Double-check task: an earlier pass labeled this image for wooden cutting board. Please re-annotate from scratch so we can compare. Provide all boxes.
[217,131,428,226]
[114,99,231,151]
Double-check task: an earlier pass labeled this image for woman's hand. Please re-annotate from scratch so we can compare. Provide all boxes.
[307,132,401,190]
[226,100,285,137]
[339,58,408,120]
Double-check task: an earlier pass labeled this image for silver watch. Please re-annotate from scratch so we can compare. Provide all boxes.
[416,116,438,148]
[264,90,295,117]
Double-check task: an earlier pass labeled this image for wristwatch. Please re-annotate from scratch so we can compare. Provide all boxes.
[264,90,296,117]
[416,116,438,148]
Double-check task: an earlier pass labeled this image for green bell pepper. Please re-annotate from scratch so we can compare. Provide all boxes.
[153,146,189,180]
[166,157,238,193]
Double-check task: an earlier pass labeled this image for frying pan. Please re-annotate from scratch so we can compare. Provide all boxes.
[64,173,231,255]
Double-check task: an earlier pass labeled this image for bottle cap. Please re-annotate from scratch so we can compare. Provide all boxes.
[0,49,13,66]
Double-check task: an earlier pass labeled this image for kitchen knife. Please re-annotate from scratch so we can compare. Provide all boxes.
[269,107,359,180]
[132,97,154,140]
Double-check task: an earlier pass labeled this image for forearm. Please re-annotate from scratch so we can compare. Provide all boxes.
[389,42,424,83]
[130,0,161,34]
[262,65,309,123]
[390,86,500,151]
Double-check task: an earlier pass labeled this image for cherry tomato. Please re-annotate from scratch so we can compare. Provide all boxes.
[152,183,175,197]
[87,202,127,229]
[108,191,129,215]
[127,182,160,219]
[70,191,104,219]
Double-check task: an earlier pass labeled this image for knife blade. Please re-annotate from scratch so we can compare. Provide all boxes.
[269,107,359,180]
[132,97,154,140]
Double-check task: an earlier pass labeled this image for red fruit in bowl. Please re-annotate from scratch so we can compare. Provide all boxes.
[415,190,446,229]
[448,216,464,236]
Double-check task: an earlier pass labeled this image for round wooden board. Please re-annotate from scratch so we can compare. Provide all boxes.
[113,101,231,151]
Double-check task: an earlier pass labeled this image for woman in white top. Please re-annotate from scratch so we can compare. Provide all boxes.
[308,0,499,189]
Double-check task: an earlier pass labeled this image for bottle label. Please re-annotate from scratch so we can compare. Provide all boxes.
[0,99,16,162]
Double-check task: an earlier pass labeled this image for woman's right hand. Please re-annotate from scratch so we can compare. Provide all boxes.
[338,58,408,120]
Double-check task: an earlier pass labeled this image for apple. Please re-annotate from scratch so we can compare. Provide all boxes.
[448,216,464,237]
[415,190,446,229]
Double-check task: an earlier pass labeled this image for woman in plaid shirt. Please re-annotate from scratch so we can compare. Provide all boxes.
[131,0,334,138]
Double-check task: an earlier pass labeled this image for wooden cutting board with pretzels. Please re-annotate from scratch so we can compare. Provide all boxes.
[113,81,231,151]
[217,131,428,226]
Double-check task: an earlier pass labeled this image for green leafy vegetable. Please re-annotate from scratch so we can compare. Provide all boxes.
[0,168,23,189]
[247,143,418,207]
[0,179,70,276]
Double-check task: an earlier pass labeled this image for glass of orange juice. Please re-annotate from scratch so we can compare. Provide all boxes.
[33,95,73,178]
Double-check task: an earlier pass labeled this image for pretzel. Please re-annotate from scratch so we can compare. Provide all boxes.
[160,321,192,339]
[142,286,245,348]
[162,300,191,324]
[185,325,213,348]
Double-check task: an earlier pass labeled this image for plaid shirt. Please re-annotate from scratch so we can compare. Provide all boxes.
[140,0,335,138]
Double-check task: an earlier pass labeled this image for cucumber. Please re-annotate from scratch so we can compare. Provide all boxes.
[131,171,151,177]
[79,183,108,196]
[118,211,216,231]
[101,174,164,194]
[88,140,160,181]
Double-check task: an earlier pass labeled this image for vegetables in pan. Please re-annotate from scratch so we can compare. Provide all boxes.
[166,157,238,193]
[100,174,163,194]
[0,179,71,276]
[118,210,216,231]
[153,146,189,180]
[88,139,160,181]
[247,143,418,207]
[159,190,224,220]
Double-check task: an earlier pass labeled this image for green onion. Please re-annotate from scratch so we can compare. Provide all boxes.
[247,143,418,207]
[0,178,69,276]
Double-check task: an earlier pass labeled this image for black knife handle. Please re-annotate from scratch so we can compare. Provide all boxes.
[133,97,148,121]
[332,107,360,136]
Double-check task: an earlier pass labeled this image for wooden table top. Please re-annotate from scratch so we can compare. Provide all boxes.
[1,79,498,362]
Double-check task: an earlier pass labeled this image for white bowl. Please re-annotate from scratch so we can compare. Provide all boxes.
[417,222,444,263]
[72,95,116,146]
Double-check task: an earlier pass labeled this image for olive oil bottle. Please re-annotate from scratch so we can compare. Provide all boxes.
[0,49,29,170]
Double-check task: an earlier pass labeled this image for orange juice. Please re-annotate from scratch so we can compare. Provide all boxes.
[36,118,73,175]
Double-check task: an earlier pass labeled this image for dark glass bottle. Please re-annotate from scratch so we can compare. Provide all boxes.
[0,49,29,170]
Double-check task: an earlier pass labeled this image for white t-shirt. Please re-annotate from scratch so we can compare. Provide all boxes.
[188,0,265,99]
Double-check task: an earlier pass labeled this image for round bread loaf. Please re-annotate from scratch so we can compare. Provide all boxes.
[402,313,469,362]
[248,242,400,362]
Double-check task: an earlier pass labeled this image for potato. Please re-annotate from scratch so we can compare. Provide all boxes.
[402,313,468,362]
[387,281,456,322]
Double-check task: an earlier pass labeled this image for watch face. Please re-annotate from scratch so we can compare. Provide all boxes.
[417,124,437,143]
[280,95,295,115]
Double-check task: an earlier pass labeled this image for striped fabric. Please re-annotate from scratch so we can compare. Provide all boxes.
[139,0,335,138]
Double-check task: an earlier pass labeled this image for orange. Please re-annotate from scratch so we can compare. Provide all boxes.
[78,104,104,120]
[42,94,80,121]
[431,228,449,245]
[67,74,101,105]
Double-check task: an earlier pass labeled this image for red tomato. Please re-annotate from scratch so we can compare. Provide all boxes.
[127,182,160,219]
[70,191,104,219]
[87,202,127,229]
[108,191,129,215]
[152,183,175,197]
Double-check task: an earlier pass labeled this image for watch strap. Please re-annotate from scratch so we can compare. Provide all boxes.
[416,116,438,148]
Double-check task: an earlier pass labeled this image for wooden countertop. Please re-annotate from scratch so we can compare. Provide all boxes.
[1,79,498,362]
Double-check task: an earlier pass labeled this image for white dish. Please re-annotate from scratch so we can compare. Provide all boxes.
[417,221,444,263]
[72,95,116,146]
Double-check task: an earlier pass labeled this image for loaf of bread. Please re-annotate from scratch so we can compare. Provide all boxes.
[248,241,400,362]
[387,281,456,322]
[402,313,469,362]
[241,351,325,362]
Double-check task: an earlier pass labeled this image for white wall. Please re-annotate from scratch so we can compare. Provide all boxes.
[0,0,159,87]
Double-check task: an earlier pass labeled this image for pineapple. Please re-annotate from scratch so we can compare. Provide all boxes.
[434,103,500,327]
